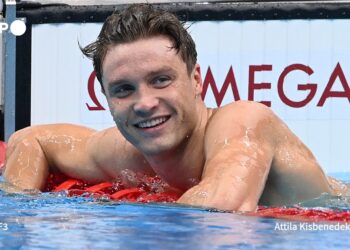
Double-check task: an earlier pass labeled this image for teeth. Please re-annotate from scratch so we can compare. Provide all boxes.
[137,117,167,128]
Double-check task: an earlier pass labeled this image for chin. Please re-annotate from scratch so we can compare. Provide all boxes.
[141,145,170,156]
[138,141,176,156]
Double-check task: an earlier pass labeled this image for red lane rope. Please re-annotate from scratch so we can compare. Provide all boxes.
[85,182,113,193]
[0,141,349,221]
[110,188,144,201]
[53,179,83,192]
[0,141,6,169]
[46,173,180,203]
[253,206,350,222]
[48,173,350,222]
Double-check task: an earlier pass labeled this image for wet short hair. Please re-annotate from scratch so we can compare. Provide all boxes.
[81,4,197,88]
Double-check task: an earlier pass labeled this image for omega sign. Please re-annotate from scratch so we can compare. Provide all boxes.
[85,62,350,110]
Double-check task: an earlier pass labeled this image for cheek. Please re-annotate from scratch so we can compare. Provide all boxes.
[170,80,195,99]
[169,83,196,109]
[107,100,126,124]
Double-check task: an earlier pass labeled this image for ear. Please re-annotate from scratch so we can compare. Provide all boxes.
[192,64,203,96]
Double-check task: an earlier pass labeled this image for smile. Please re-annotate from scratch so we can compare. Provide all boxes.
[135,116,170,129]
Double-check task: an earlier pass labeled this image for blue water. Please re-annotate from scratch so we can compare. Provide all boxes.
[0,174,349,250]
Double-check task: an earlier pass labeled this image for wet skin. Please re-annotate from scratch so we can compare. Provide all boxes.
[3,36,347,211]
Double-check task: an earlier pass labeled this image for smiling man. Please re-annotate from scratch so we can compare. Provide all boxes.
[3,4,347,212]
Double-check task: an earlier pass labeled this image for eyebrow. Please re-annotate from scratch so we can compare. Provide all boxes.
[146,67,178,82]
[147,66,174,77]
[107,66,176,87]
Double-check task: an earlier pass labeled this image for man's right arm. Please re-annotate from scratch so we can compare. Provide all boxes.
[3,124,142,191]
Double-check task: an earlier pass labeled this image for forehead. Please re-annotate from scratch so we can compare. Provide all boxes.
[101,36,185,84]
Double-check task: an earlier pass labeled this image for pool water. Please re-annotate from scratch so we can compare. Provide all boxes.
[0,174,349,250]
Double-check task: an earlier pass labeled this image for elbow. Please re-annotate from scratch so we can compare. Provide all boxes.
[177,186,258,213]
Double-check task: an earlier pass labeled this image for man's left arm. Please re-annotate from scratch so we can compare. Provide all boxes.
[178,101,276,212]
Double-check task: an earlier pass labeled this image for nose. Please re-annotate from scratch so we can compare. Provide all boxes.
[133,86,159,117]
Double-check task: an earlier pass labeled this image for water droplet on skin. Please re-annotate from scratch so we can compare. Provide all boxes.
[121,169,137,183]
[43,135,82,152]
[197,191,208,199]
[223,138,230,147]
[188,178,199,186]
[233,176,243,183]
[242,128,252,147]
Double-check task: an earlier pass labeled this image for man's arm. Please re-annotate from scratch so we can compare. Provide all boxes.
[179,102,275,211]
[3,124,108,190]
[178,101,334,211]
[178,101,275,211]
[3,124,152,191]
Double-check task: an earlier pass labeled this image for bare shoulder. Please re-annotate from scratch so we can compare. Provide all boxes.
[8,123,96,144]
[209,100,276,127]
[205,100,278,146]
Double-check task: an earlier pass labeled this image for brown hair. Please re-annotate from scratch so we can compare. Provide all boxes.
[81,4,197,88]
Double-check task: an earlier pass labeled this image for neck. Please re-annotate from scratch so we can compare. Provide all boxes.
[144,105,213,192]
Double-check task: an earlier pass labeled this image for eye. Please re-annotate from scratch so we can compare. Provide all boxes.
[152,75,172,88]
[110,84,135,98]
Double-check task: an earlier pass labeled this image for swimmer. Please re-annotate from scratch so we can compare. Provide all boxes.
[2,4,348,211]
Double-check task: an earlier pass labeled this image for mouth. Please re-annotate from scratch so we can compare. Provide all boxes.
[134,116,171,129]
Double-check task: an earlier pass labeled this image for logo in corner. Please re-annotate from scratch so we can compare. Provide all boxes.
[0,19,26,36]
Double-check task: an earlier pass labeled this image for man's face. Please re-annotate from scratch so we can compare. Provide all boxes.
[101,36,202,156]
